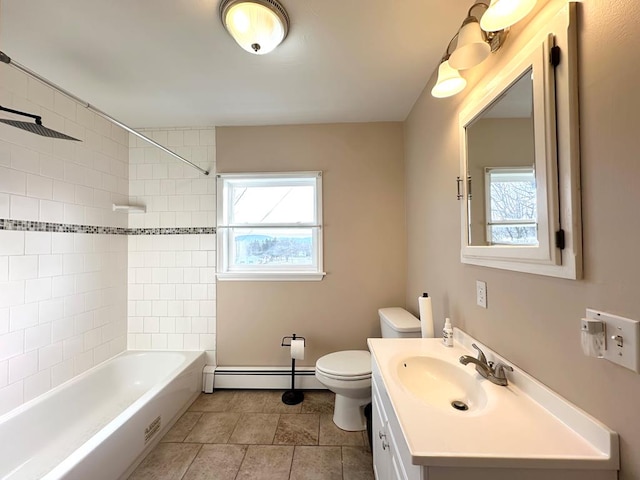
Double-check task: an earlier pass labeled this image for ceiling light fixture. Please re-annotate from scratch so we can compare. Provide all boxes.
[431,0,537,98]
[220,0,290,55]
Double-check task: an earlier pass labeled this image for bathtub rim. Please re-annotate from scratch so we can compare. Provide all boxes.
[50,350,206,480]
[0,350,205,425]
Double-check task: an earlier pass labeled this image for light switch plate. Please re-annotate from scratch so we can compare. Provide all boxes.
[587,308,640,372]
[476,281,487,308]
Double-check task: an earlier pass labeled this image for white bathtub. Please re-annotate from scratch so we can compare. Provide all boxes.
[0,350,205,480]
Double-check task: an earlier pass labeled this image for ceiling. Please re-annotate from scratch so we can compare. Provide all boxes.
[0,0,469,128]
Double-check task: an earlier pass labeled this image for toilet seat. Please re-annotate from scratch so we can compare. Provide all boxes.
[315,350,371,381]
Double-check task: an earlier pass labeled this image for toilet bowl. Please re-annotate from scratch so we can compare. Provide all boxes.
[315,307,422,431]
[315,350,372,431]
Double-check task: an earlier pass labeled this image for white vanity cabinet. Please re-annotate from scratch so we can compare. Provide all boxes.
[369,336,619,480]
[372,377,420,480]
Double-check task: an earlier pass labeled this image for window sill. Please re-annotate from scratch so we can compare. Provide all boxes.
[216,272,326,282]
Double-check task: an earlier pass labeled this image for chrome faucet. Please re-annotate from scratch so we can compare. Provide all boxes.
[459,343,513,386]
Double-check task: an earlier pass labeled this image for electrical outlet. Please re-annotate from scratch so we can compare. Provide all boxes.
[476,281,487,308]
[586,309,639,372]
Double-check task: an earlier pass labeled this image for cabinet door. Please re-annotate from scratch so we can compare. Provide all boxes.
[373,375,423,480]
[391,452,407,480]
[372,393,390,480]
[387,419,410,480]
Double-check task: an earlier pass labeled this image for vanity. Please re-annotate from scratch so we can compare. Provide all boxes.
[368,331,619,480]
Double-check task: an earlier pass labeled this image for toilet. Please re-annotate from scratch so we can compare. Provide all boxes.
[315,307,422,431]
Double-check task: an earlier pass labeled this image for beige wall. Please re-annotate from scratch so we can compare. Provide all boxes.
[216,123,406,366]
[404,0,640,478]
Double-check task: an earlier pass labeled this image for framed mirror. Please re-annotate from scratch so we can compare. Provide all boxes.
[458,3,581,279]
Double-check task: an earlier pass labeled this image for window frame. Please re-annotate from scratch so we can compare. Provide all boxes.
[216,171,325,281]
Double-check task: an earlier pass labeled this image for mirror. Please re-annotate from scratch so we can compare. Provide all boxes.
[465,69,537,247]
[458,3,581,279]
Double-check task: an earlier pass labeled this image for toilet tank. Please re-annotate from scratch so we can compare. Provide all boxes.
[378,307,421,338]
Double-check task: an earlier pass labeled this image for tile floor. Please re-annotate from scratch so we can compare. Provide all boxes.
[129,390,374,480]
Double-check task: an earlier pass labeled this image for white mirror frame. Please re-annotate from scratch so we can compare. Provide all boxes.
[462,42,558,263]
[458,3,581,280]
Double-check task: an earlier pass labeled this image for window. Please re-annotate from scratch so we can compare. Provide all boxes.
[484,167,538,245]
[216,172,324,281]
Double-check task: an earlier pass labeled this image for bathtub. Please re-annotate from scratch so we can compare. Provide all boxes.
[0,350,205,480]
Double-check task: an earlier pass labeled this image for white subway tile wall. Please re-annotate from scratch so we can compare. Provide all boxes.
[128,128,216,229]
[127,128,216,364]
[127,234,216,358]
[0,63,129,415]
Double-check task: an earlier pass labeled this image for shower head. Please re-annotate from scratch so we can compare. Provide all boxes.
[0,105,81,141]
[0,119,81,141]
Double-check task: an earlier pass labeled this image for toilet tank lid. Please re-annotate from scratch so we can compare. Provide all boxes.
[378,307,421,332]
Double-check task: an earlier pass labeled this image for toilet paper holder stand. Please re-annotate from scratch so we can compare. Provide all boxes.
[281,334,306,405]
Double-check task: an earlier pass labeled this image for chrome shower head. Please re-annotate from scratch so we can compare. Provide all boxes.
[0,105,80,141]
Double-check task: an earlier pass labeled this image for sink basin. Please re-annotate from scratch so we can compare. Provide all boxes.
[396,356,488,412]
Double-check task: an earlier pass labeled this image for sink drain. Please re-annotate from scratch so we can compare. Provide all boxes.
[451,400,469,411]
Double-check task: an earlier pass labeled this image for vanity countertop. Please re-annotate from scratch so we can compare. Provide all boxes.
[368,331,619,470]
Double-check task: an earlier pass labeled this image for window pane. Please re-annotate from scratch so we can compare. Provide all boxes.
[230,228,315,267]
[487,168,538,245]
[230,184,316,224]
[489,224,538,245]
[489,170,537,222]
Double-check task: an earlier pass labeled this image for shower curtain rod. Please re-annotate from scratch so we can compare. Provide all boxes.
[0,51,209,176]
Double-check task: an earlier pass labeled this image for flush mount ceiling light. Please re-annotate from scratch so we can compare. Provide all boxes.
[431,0,537,98]
[220,0,290,55]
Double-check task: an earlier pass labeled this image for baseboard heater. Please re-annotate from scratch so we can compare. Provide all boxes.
[213,366,324,390]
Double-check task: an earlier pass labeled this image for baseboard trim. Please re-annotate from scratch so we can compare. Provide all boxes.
[213,366,324,390]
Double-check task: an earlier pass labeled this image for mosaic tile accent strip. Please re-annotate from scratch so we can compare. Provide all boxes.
[0,219,215,236]
[0,219,129,234]
[128,227,216,235]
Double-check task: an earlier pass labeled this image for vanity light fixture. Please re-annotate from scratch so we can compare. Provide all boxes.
[480,0,537,32]
[220,0,290,55]
[431,36,467,98]
[432,0,537,98]
[448,14,491,70]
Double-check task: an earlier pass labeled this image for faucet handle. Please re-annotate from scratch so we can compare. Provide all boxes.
[471,343,487,364]
[493,362,513,380]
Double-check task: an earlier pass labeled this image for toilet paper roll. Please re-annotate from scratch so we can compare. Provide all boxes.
[290,339,305,360]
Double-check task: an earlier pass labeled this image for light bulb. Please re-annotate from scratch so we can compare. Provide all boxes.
[480,0,537,32]
[222,0,289,55]
[431,61,467,98]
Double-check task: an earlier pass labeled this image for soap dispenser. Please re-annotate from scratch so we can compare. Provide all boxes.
[442,318,453,347]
